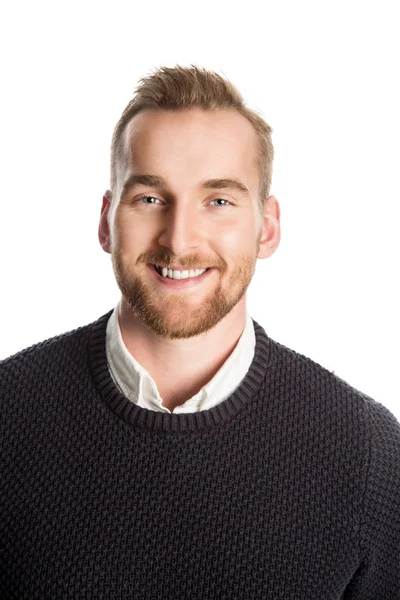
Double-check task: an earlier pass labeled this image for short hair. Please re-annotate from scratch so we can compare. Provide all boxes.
[110,65,274,209]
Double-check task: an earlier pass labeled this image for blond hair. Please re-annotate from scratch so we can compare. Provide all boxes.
[110,65,274,209]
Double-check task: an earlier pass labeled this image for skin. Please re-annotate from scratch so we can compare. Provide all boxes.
[98,107,281,412]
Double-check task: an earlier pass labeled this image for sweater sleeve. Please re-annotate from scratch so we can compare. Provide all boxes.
[345,396,400,598]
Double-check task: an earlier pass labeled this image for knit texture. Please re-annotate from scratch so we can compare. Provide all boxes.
[1,310,399,599]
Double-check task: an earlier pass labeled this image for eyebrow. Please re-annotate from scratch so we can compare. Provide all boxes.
[120,174,251,198]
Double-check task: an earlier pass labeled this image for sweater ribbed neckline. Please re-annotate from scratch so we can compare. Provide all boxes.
[88,310,274,434]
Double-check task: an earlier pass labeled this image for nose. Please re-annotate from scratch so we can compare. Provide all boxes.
[157,202,202,255]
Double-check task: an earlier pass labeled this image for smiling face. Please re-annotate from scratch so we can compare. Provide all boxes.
[99,107,280,340]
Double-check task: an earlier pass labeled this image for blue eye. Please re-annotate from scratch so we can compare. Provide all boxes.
[136,196,232,207]
[139,195,162,205]
[209,199,231,207]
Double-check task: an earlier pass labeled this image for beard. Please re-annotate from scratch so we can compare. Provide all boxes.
[111,239,260,340]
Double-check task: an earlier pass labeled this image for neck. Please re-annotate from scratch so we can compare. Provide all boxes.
[117,297,248,412]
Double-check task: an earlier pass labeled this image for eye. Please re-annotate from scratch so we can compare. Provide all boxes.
[209,198,232,207]
[138,195,163,205]
[135,195,232,207]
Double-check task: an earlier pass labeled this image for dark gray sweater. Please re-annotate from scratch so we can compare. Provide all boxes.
[1,310,399,599]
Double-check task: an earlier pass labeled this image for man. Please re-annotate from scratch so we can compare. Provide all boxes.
[1,66,399,598]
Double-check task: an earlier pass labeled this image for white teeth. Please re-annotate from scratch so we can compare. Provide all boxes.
[156,265,207,280]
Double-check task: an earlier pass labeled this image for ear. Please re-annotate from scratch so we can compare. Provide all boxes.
[257,195,281,259]
[98,190,113,254]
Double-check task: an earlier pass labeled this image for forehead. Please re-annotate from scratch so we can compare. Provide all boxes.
[122,107,259,192]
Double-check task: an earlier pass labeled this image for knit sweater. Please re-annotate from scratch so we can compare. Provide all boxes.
[1,310,399,599]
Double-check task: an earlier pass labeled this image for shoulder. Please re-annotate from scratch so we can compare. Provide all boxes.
[266,334,400,450]
[273,336,400,486]
[267,333,373,411]
[0,310,113,390]
[361,393,400,498]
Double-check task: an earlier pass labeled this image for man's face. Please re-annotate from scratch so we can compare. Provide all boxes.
[101,107,276,340]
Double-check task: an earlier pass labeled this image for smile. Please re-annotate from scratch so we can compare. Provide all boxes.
[153,265,209,279]
[148,264,214,289]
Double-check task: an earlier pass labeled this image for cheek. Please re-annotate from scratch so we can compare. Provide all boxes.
[218,218,256,250]
[113,211,144,251]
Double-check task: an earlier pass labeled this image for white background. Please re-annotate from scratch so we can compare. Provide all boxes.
[0,1,399,419]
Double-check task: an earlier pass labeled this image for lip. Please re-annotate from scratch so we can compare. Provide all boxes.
[147,264,214,289]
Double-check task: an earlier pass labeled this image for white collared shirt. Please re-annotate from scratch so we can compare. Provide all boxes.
[106,301,256,414]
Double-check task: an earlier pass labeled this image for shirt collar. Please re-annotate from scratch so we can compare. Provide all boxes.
[106,300,255,413]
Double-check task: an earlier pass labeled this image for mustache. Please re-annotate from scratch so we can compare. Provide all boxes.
[140,251,226,271]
